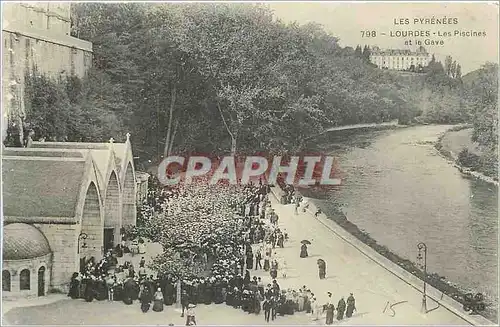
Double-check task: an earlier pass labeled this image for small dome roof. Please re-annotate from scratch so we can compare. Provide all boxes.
[3,223,51,260]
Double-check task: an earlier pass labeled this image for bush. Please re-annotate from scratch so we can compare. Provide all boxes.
[479,151,499,178]
[457,148,481,170]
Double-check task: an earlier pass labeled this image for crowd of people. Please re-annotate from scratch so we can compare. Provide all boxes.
[66,176,357,325]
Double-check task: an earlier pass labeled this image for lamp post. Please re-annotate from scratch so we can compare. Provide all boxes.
[417,242,428,313]
[77,232,88,254]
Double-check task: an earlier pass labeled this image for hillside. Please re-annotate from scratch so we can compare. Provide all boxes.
[461,68,482,85]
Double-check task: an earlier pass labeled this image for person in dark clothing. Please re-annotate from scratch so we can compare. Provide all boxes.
[95,277,108,301]
[83,278,95,302]
[243,270,251,286]
[300,244,309,258]
[346,293,356,318]
[337,297,346,320]
[255,250,262,270]
[140,283,153,313]
[164,280,175,305]
[263,299,271,322]
[271,297,278,321]
[68,272,80,299]
[122,278,136,305]
[271,280,280,295]
[318,260,327,279]
[246,253,254,270]
[181,290,190,317]
[325,302,335,325]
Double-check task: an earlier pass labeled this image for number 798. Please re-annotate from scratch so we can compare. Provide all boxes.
[361,31,377,37]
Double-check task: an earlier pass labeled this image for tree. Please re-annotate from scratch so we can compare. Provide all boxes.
[354,45,362,57]
[21,67,125,143]
[468,63,499,150]
[444,55,453,77]
[362,45,371,62]
[67,2,452,159]
[456,64,462,80]
[451,60,457,78]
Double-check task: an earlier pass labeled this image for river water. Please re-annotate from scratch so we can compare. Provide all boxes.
[312,125,498,309]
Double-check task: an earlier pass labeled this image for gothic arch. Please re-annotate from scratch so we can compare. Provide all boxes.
[104,171,122,249]
[2,270,11,292]
[122,163,136,227]
[79,182,103,259]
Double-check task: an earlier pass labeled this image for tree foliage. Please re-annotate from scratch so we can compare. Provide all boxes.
[23,67,124,142]
[65,3,419,161]
[466,63,498,150]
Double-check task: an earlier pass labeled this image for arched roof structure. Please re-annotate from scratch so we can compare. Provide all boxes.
[2,135,136,225]
[3,223,51,260]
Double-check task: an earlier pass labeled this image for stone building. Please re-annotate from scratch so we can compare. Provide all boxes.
[2,136,137,297]
[2,223,53,298]
[370,46,430,71]
[2,2,92,147]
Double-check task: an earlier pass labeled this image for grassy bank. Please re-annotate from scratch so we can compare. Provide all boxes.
[435,126,498,185]
[305,199,497,322]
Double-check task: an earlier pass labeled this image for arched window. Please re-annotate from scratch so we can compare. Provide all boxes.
[20,269,30,290]
[2,270,11,291]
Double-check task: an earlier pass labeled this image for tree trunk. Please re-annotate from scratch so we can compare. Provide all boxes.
[167,119,179,156]
[216,102,236,155]
[164,85,177,157]
[231,134,237,156]
[176,279,182,309]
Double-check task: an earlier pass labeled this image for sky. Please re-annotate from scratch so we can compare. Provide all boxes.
[267,1,499,74]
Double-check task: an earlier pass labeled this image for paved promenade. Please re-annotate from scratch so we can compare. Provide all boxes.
[262,189,471,325]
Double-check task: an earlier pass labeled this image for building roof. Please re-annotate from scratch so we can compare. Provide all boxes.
[3,223,52,260]
[371,46,428,56]
[3,137,135,222]
[2,157,86,218]
[31,141,129,175]
[2,148,85,159]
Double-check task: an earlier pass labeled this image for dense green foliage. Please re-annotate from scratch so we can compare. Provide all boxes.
[22,68,124,142]
[67,3,417,159]
[7,3,496,171]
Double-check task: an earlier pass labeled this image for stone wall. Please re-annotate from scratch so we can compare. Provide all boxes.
[104,173,122,246]
[122,167,137,227]
[3,253,52,299]
[35,224,78,291]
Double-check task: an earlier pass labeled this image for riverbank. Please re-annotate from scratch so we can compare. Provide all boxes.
[268,186,494,325]
[435,125,498,186]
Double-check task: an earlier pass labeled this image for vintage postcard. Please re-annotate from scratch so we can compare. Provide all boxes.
[1,1,498,326]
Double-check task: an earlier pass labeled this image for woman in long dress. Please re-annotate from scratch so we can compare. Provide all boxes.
[346,293,356,318]
[300,244,308,258]
[325,302,335,325]
[122,278,135,305]
[68,272,80,299]
[140,284,153,313]
[269,260,278,279]
[263,252,271,271]
[153,288,164,312]
[83,277,95,302]
[318,260,326,279]
[337,297,346,320]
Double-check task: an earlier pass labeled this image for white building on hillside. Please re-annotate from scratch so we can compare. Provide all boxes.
[370,46,430,71]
